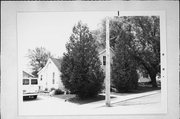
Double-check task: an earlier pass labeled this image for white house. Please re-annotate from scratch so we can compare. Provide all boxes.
[38,47,152,91]
[38,49,115,91]
[98,48,152,83]
[37,58,64,91]
[98,47,115,71]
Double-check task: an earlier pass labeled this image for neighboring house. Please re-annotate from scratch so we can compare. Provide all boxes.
[98,47,115,71]
[98,48,151,83]
[38,58,64,91]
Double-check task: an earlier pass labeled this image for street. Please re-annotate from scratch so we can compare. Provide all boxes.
[19,91,163,115]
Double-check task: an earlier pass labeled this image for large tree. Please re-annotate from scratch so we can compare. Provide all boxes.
[95,16,160,87]
[61,21,105,99]
[27,47,52,77]
[128,16,160,87]
[112,29,139,92]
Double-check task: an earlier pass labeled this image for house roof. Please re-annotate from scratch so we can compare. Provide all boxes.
[50,58,62,72]
[98,47,115,55]
[38,58,62,75]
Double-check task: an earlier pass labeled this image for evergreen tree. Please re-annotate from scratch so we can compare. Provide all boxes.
[61,21,105,99]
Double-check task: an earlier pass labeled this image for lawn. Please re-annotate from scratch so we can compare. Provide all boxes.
[52,85,160,105]
[128,85,161,93]
[53,94,116,105]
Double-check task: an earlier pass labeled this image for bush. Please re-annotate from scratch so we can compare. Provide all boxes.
[61,21,105,99]
[54,89,64,95]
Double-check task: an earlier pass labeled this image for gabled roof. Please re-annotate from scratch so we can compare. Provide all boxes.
[38,57,62,75]
[50,58,62,72]
[98,47,115,56]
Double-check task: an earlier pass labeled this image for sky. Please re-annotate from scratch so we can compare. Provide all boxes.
[17,11,117,72]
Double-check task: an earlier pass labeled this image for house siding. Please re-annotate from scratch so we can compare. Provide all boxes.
[98,49,115,72]
[38,59,64,91]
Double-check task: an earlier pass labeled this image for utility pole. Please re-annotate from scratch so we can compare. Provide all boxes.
[105,17,111,107]
[105,11,119,107]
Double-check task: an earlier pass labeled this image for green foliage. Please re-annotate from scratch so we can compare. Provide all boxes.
[61,21,105,99]
[54,89,64,95]
[27,47,53,77]
[95,16,160,87]
[112,30,139,92]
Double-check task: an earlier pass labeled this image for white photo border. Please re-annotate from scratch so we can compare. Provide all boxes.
[1,1,179,119]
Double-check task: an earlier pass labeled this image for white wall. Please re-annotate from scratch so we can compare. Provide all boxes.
[38,59,64,91]
[99,49,115,72]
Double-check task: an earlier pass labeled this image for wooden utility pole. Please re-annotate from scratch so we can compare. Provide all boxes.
[105,17,111,107]
[105,11,119,107]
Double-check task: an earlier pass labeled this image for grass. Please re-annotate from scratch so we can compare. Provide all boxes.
[53,94,115,105]
[53,85,160,105]
[128,85,161,94]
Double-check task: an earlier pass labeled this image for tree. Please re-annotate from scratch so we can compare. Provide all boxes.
[128,16,160,87]
[61,21,105,99]
[96,16,160,87]
[111,28,139,92]
[27,47,52,77]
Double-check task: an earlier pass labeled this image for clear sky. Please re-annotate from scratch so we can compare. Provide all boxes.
[17,11,117,72]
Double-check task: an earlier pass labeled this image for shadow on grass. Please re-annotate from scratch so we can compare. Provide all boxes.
[53,94,116,105]
[110,86,161,96]
[53,86,160,105]
[127,86,161,94]
[68,95,116,105]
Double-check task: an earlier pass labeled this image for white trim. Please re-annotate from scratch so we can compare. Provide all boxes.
[98,47,115,56]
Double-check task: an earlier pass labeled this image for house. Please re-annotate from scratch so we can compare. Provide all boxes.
[37,48,151,92]
[37,48,116,91]
[37,58,64,91]
[98,48,151,83]
[98,47,115,71]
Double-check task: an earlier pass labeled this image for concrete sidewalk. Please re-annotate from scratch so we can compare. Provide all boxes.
[79,90,160,108]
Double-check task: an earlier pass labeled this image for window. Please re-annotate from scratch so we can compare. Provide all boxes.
[52,72,55,84]
[103,56,106,65]
[31,79,38,85]
[23,79,29,85]
[41,75,42,81]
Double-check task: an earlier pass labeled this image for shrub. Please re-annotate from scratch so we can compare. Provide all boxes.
[54,89,64,95]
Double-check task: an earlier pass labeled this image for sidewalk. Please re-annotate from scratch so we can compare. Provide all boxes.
[79,90,160,108]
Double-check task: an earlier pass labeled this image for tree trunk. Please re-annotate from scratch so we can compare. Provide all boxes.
[149,71,157,88]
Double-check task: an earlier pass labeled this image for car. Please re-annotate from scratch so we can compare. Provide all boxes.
[23,78,38,100]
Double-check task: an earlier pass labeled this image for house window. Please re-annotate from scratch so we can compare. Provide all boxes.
[31,79,38,85]
[52,72,55,84]
[41,75,43,81]
[103,56,106,65]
